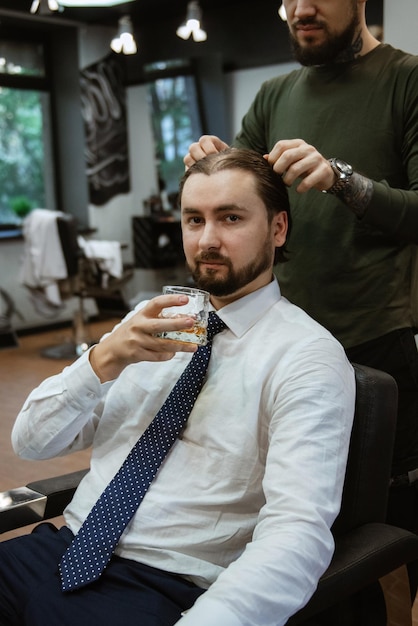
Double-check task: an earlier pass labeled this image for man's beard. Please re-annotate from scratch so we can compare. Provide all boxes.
[188,245,274,297]
[290,9,360,66]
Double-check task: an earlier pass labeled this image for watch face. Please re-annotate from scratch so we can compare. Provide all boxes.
[335,158,353,176]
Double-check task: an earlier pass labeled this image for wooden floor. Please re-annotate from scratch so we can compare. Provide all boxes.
[0,317,119,541]
[1,317,418,623]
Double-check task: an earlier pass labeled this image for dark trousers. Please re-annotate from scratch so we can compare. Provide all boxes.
[0,523,204,626]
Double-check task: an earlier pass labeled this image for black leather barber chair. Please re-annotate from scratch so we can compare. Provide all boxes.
[287,363,417,625]
[1,364,418,624]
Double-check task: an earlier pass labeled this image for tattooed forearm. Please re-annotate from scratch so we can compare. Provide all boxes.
[338,172,373,218]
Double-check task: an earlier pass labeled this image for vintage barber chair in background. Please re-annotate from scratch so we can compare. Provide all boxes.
[20,210,133,359]
[0,288,24,349]
[1,364,418,625]
[47,214,134,358]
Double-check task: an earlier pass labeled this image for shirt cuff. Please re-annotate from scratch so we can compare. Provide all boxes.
[67,347,114,393]
[175,597,243,626]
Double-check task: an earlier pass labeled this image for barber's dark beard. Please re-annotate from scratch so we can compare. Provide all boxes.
[189,247,273,297]
[290,12,360,66]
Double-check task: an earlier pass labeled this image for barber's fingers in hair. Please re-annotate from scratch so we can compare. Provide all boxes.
[184,135,229,168]
[197,135,229,154]
[265,139,308,168]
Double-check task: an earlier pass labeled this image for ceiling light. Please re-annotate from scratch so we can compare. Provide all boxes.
[278,4,287,21]
[176,1,207,43]
[30,0,60,14]
[110,15,137,55]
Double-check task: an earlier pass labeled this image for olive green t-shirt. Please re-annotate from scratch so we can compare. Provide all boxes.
[234,44,418,348]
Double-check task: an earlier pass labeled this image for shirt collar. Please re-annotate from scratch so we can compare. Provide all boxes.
[211,278,281,339]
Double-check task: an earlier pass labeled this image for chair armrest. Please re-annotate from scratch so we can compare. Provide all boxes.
[286,522,418,624]
[0,469,88,534]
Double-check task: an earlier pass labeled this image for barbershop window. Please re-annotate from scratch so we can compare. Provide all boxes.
[0,39,54,230]
[146,60,203,200]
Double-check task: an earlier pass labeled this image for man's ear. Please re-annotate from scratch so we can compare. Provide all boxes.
[273,211,288,247]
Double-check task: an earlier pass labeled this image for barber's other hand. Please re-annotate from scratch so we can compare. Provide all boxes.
[184,135,229,169]
[89,295,198,382]
[265,139,335,193]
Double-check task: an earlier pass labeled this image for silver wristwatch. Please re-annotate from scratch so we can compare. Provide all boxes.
[325,158,353,195]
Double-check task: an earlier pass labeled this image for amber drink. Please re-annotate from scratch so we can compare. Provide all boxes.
[159,286,209,346]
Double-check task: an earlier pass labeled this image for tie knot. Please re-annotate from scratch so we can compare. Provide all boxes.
[207,311,227,341]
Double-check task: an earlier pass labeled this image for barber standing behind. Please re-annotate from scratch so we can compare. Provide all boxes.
[186,0,418,540]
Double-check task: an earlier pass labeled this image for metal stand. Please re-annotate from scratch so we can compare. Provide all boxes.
[41,298,92,360]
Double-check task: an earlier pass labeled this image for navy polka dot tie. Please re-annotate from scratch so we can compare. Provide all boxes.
[59,311,226,592]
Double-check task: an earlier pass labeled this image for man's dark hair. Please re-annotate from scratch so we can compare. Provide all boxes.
[179,148,291,263]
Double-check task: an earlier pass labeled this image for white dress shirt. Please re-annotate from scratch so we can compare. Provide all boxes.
[12,279,355,626]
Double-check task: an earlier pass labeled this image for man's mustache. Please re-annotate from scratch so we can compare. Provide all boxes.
[293,18,323,28]
[195,252,230,264]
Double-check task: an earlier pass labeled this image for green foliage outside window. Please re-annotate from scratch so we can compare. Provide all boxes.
[0,87,45,226]
[147,74,203,194]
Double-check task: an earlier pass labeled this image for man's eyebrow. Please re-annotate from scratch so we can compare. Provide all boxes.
[182,204,250,214]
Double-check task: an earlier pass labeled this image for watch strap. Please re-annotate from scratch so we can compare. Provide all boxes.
[327,177,350,195]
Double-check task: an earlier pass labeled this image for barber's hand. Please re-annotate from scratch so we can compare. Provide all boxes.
[265,139,335,193]
[184,135,229,169]
[89,295,198,382]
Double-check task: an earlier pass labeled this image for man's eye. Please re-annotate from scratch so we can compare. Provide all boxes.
[226,215,240,222]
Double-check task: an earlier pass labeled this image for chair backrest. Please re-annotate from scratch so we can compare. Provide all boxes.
[331,363,398,537]
[56,214,80,279]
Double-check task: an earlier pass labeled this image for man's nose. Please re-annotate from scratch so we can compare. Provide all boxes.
[292,0,317,19]
[198,223,221,250]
